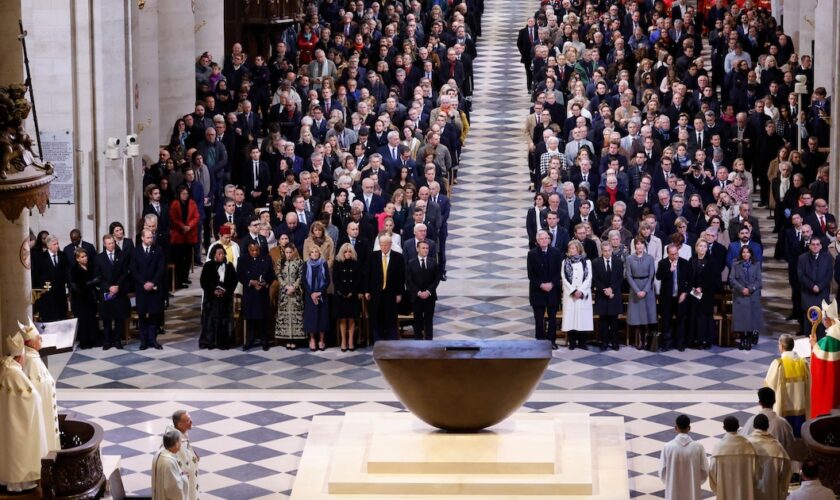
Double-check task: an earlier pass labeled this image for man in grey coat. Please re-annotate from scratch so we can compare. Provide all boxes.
[196,127,229,189]
[797,238,833,337]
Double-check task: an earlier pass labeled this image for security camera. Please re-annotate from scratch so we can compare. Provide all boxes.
[105,137,120,160]
[126,134,140,157]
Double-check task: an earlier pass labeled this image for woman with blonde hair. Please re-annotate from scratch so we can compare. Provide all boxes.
[302,221,335,269]
[333,243,362,351]
[561,239,593,350]
[303,246,330,351]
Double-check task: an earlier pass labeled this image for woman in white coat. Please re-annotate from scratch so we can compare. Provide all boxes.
[561,240,594,350]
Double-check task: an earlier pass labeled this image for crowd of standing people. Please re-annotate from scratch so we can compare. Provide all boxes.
[30,0,484,352]
[521,0,833,352]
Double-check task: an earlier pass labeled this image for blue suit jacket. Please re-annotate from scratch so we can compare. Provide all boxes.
[726,241,763,269]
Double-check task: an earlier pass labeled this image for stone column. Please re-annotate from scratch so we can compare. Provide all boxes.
[784,0,800,49]
[194,0,225,64]
[813,0,836,90]
[157,0,196,146]
[828,1,840,215]
[797,0,817,60]
[131,0,162,189]
[0,0,28,354]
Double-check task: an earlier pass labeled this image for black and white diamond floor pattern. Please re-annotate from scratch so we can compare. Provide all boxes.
[52,0,800,498]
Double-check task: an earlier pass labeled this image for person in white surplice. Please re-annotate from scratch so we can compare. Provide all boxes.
[658,414,708,500]
[0,332,48,492]
[746,413,792,500]
[165,410,199,500]
[19,319,61,452]
[152,430,188,500]
[709,416,759,500]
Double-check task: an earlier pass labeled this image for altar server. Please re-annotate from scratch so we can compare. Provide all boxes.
[709,416,759,499]
[0,333,47,492]
[746,414,792,500]
[658,414,708,500]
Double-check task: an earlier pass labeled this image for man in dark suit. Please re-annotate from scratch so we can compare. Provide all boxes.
[798,238,833,336]
[544,211,571,251]
[785,220,810,324]
[804,199,836,239]
[517,18,539,89]
[359,178,385,216]
[245,146,271,207]
[33,235,69,322]
[241,215,271,255]
[143,184,170,239]
[377,132,404,176]
[95,235,131,350]
[651,157,676,194]
[656,244,691,351]
[336,221,371,268]
[428,182,450,279]
[403,223,439,264]
[235,100,261,148]
[365,236,405,342]
[406,240,440,340]
[63,229,97,271]
[527,230,562,349]
[131,229,166,350]
[592,243,624,351]
[728,202,763,246]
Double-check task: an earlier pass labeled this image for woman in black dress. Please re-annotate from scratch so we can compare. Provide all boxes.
[69,248,100,349]
[685,239,720,350]
[333,243,361,351]
[199,245,238,349]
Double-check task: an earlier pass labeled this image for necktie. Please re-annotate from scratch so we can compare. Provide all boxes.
[365,196,371,211]
[529,27,533,43]
[145,246,149,256]
[421,258,426,270]
[382,254,388,289]
[228,214,233,223]
[606,259,611,273]
[52,254,57,266]
[108,252,114,264]
[391,147,397,159]
[325,101,330,114]
[551,229,556,245]
[697,132,702,145]
[796,231,801,241]
[351,238,356,246]
[253,161,259,188]
[820,216,825,232]
[298,211,306,224]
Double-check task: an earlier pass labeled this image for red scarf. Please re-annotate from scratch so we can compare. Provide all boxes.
[606,186,618,205]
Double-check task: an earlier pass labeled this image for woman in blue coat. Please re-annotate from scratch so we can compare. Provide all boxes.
[303,246,331,351]
[729,245,764,351]
[237,242,277,351]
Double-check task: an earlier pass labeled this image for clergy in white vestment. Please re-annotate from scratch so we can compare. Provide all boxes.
[0,332,48,492]
[739,387,799,460]
[709,416,759,500]
[151,430,188,500]
[788,459,836,500]
[165,410,199,500]
[746,414,792,500]
[20,319,61,452]
[658,414,708,500]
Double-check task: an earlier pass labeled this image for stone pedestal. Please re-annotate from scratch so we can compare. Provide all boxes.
[291,413,628,498]
[0,212,32,354]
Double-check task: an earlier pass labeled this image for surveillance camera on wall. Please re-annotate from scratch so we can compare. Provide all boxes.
[126,134,140,157]
[105,137,120,160]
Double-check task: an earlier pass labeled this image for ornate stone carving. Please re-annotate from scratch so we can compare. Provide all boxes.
[0,83,55,222]
[0,84,53,180]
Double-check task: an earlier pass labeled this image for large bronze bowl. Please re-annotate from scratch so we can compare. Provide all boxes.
[802,410,840,495]
[373,340,552,432]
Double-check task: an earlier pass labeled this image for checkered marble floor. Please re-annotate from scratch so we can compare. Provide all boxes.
[48,0,804,498]
[60,389,757,499]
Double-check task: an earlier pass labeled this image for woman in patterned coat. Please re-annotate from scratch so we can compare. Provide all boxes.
[274,244,305,349]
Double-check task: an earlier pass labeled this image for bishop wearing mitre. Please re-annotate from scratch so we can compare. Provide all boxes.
[811,299,840,417]
[0,332,48,492]
[20,319,60,452]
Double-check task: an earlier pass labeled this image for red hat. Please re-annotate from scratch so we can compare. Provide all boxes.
[219,225,232,236]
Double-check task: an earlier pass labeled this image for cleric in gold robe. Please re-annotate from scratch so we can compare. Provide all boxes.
[0,332,47,492]
[20,319,60,451]
[151,430,187,500]
[765,333,810,436]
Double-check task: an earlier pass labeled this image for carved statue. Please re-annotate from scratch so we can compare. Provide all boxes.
[0,84,53,180]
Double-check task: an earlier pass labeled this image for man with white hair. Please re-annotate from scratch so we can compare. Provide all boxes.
[378,130,403,174]
[0,332,47,492]
[403,223,438,264]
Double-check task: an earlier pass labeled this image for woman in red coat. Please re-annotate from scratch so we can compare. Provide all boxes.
[297,24,319,65]
[170,184,200,288]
